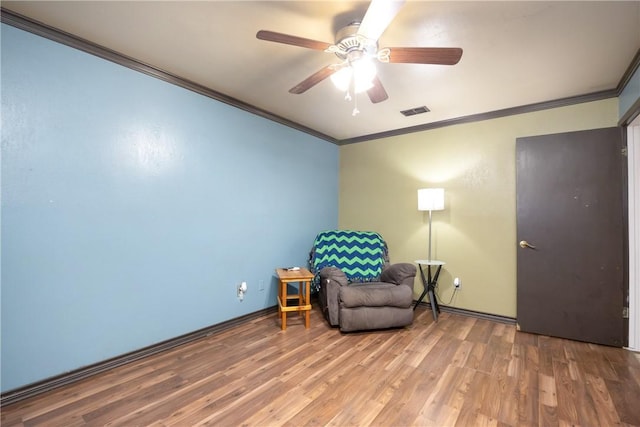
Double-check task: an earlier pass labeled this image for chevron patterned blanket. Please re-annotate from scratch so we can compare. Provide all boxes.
[310,230,388,285]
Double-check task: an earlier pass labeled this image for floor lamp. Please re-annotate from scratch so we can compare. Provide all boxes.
[418,188,445,261]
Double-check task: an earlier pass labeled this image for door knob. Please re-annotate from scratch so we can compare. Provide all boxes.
[519,240,536,249]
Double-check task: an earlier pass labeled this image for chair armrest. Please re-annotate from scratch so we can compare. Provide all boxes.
[319,266,349,286]
[318,267,348,326]
[380,263,417,290]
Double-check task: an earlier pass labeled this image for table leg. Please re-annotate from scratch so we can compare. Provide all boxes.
[298,281,303,318]
[428,289,439,322]
[430,265,442,318]
[413,264,430,309]
[304,279,310,328]
[414,289,428,309]
[280,280,287,330]
[414,264,443,322]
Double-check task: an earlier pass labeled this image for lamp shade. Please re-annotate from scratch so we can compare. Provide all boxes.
[418,188,445,211]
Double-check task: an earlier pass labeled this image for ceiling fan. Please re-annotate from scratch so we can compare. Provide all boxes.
[256,0,463,107]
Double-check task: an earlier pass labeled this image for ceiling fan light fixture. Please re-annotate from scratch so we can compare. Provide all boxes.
[330,66,352,92]
[331,57,377,94]
[352,57,377,92]
[353,78,374,93]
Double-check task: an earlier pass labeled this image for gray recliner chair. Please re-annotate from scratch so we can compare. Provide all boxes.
[309,230,417,332]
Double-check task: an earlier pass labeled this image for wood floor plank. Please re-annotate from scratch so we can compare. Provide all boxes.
[243,385,313,426]
[390,328,444,371]
[368,360,441,425]
[84,374,187,425]
[450,314,477,341]
[465,317,495,343]
[572,376,601,427]
[325,388,385,426]
[552,359,580,425]
[537,336,557,377]
[538,373,558,407]
[441,366,476,416]
[479,374,504,421]
[417,332,463,376]
[605,375,640,426]
[7,364,159,421]
[454,371,487,425]
[507,343,524,378]
[450,339,475,368]
[3,306,640,427]
[459,411,499,427]
[496,376,519,426]
[583,372,622,426]
[516,384,539,426]
[514,330,538,346]
[464,341,488,371]
[414,363,474,425]
[538,403,559,426]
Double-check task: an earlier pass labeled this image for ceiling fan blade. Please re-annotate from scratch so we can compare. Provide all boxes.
[387,47,463,65]
[289,65,338,94]
[357,0,406,41]
[256,30,331,51]
[367,76,388,104]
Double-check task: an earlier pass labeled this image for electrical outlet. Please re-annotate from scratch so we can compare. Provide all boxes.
[237,281,247,301]
[454,277,461,290]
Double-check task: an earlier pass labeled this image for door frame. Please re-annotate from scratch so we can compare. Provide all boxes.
[628,118,640,351]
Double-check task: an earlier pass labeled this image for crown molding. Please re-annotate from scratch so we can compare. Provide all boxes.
[2,8,638,146]
[340,89,619,145]
[0,8,339,145]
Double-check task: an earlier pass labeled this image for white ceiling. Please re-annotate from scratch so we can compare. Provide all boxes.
[3,1,640,143]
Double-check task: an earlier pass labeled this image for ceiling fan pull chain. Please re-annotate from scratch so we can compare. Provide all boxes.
[349,74,360,116]
[352,92,360,116]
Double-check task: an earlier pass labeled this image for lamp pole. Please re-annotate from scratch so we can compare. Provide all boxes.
[418,188,444,261]
[428,209,433,261]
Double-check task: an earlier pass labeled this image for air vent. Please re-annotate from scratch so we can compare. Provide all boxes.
[400,106,430,117]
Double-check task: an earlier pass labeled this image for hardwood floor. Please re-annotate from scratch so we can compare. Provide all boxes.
[2,306,640,426]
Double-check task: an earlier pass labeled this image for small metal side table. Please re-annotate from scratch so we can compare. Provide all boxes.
[413,260,445,322]
[275,268,314,330]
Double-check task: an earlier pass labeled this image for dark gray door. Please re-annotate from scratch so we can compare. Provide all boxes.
[516,127,626,347]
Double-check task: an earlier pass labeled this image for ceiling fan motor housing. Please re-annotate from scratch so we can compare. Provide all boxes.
[334,22,378,61]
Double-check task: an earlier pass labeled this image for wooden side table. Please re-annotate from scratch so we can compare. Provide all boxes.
[275,268,314,330]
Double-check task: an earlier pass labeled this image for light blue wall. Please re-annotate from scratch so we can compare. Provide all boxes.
[620,64,640,120]
[1,24,338,392]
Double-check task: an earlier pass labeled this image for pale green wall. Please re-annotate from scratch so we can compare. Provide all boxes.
[339,98,619,317]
